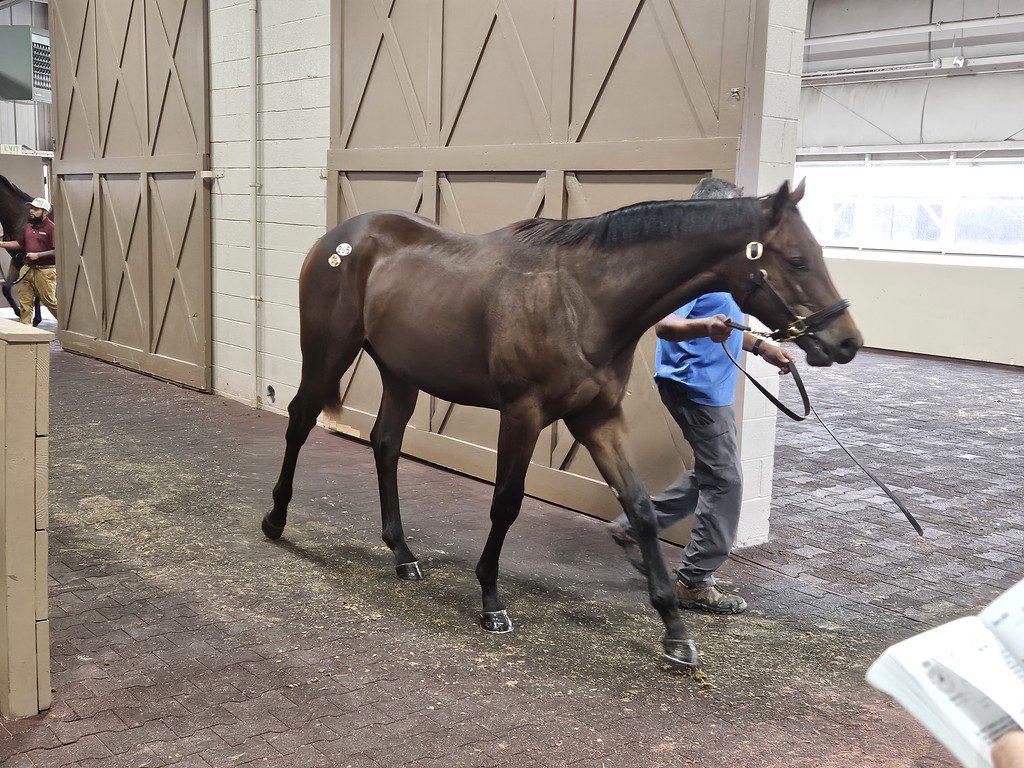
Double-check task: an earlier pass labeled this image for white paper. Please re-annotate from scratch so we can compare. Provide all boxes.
[981,578,1024,666]
[877,618,1022,762]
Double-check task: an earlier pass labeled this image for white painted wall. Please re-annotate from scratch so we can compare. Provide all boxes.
[825,249,1024,367]
[208,0,331,409]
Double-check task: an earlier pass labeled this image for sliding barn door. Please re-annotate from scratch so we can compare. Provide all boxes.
[51,0,211,390]
[326,0,753,532]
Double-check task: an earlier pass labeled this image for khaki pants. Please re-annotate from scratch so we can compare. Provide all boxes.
[15,266,57,325]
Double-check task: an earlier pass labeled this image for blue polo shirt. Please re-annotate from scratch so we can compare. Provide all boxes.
[654,292,743,406]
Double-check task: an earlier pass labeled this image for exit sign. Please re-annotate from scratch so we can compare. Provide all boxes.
[0,145,23,155]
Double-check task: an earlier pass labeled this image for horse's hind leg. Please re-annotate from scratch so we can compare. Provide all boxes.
[370,372,422,579]
[263,331,363,540]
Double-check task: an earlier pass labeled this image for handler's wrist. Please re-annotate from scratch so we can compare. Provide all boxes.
[751,338,764,357]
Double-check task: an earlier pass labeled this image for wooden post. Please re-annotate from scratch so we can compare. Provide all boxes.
[0,320,53,719]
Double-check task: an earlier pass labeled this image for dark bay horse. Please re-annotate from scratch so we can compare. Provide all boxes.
[265,180,862,670]
[0,174,42,322]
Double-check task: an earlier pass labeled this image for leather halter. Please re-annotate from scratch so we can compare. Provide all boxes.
[741,241,851,343]
[723,240,924,536]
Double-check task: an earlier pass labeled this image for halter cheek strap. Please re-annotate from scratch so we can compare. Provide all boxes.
[743,241,850,343]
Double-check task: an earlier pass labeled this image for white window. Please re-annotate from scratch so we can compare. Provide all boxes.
[795,157,1024,257]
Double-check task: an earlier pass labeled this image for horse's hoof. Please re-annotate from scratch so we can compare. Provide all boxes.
[661,638,699,671]
[479,609,514,633]
[395,561,423,580]
[261,514,285,541]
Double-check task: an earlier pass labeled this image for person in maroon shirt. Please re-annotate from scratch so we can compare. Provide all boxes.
[0,197,57,325]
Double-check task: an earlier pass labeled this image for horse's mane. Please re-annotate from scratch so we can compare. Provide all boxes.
[511,196,759,248]
[0,174,33,203]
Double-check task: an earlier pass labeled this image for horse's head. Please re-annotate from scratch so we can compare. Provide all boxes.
[733,180,862,367]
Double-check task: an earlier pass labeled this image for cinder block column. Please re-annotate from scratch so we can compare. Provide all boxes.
[734,0,809,546]
[0,320,53,719]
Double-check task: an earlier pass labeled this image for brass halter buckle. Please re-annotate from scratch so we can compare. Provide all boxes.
[745,241,763,260]
[782,316,809,341]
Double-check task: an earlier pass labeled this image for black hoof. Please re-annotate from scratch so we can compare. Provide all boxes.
[661,638,699,671]
[395,561,423,580]
[479,609,514,633]
[261,514,285,541]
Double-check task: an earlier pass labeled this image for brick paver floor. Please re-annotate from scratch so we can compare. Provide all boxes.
[2,335,1020,767]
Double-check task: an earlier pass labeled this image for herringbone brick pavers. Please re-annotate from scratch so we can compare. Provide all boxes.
[3,338,1019,766]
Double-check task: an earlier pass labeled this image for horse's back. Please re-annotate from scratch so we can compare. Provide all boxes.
[298,210,563,406]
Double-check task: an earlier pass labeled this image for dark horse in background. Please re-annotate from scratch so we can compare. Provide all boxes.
[0,174,42,324]
[264,180,862,670]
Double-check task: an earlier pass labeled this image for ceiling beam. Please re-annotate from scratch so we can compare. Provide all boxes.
[805,14,1024,48]
[798,140,1024,157]
[803,52,1024,85]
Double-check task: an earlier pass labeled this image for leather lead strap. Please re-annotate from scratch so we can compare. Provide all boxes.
[722,341,810,421]
[722,342,924,536]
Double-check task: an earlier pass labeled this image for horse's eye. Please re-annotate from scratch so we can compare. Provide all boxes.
[786,257,808,271]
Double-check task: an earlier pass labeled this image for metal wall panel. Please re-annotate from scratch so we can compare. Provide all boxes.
[799,72,1024,149]
[51,0,211,390]
[806,0,1024,73]
[326,0,754,533]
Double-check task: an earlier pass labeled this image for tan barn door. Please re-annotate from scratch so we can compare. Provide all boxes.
[51,0,212,390]
[326,0,753,535]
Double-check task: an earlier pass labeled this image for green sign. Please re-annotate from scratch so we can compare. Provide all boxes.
[0,27,34,102]
[0,144,23,155]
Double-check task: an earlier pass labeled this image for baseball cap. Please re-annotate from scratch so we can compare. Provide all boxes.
[29,197,51,212]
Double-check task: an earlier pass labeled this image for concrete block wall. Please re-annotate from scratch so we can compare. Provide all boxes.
[208,0,331,407]
[755,0,806,193]
[734,0,809,547]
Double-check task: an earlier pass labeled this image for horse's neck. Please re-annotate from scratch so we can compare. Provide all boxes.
[0,185,28,239]
[579,214,757,353]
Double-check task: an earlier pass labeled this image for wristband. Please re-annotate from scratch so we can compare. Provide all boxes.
[751,338,764,357]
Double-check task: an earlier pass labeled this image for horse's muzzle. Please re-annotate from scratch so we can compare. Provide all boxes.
[799,329,862,366]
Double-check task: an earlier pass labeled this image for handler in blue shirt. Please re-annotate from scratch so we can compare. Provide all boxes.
[608,179,795,614]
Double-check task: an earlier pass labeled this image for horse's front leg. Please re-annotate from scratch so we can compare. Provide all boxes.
[475,402,543,633]
[565,404,698,670]
[1,283,20,316]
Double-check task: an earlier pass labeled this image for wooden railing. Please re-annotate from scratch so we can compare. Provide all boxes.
[0,320,53,718]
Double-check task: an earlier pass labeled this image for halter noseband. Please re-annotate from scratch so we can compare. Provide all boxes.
[741,241,850,343]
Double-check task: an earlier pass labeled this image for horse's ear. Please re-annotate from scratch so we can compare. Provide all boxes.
[789,178,806,206]
[770,180,790,224]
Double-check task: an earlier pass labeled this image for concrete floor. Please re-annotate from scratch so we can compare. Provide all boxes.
[2,329,1021,767]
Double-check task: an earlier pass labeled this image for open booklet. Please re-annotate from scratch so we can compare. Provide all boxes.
[867,578,1024,767]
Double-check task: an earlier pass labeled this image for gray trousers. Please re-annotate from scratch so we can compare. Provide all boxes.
[617,379,742,587]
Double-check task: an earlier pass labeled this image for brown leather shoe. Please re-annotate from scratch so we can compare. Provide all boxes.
[676,579,748,614]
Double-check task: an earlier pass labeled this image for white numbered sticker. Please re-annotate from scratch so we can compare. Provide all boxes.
[328,254,342,267]
[335,243,352,257]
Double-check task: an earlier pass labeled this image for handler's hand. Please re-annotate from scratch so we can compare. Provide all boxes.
[994,730,1024,768]
[25,252,37,264]
[704,314,732,343]
[760,343,797,375]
